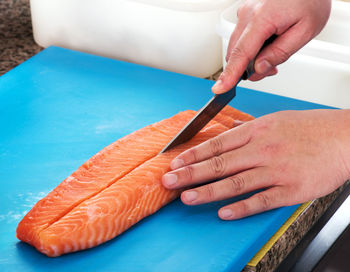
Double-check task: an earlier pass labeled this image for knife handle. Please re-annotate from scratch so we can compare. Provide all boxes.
[242,34,278,80]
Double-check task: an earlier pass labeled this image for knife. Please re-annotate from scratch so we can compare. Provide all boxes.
[160,35,277,153]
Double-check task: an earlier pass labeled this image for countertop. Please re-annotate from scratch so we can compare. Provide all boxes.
[0,1,347,271]
[0,0,42,76]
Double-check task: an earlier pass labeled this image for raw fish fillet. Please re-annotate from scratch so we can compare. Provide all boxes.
[17,106,253,256]
[17,110,196,245]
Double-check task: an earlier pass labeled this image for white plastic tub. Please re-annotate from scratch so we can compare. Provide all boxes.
[217,0,350,108]
[30,0,238,78]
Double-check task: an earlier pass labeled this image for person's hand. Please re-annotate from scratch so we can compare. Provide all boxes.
[162,109,350,220]
[212,0,332,94]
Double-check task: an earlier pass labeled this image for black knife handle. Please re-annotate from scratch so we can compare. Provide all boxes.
[242,34,278,80]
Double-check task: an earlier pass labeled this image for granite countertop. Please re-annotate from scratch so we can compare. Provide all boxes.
[0,0,42,76]
[0,0,347,271]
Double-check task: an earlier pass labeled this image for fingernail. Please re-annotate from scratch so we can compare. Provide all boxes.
[170,159,184,170]
[256,60,272,74]
[163,174,177,187]
[183,191,198,202]
[233,120,244,127]
[220,209,233,219]
[212,79,224,93]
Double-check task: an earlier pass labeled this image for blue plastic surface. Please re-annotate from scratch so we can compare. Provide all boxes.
[0,47,331,272]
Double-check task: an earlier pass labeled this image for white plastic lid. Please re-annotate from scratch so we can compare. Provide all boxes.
[132,0,237,12]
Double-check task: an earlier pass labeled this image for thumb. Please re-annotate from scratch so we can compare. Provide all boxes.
[254,22,312,75]
[212,22,276,94]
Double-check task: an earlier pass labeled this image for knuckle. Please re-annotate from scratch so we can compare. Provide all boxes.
[183,166,194,182]
[205,185,216,201]
[247,12,277,37]
[239,201,250,216]
[229,46,249,61]
[209,156,226,177]
[221,62,236,79]
[227,175,245,193]
[237,1,255,18]
[257,20,277,38]
[208,137,223,156]
[259,143,281,157]
[187,148,198,163]
[257,193,271,210]
[251,117,270,135]
[250,6,261,18]
[269,45,291,64]
[236,4,247,18]
[301,27,315,42]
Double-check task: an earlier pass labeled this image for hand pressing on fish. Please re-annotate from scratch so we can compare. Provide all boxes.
[162,109,350,220]
[212,0,331,93]
[162,0,344,220]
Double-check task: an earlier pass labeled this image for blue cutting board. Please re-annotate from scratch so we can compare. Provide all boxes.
[0,47,331,272]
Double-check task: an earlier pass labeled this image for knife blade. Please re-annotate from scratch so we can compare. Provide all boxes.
[160,35,277,153]
[160,84,238,153]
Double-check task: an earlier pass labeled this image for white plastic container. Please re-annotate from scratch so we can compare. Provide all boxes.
[217,0,350,108]
[30,0,238,78]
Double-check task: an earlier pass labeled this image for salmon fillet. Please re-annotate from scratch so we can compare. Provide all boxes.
[210,105,254,128]
[220,106,254,122]
[17,110,197,245]
[17,106,253,256]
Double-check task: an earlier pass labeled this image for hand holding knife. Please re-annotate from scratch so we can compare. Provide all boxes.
[160,35,277,153]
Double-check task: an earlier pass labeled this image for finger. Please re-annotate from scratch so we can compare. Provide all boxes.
[181,167,272,205]
[254,21,313,75]
[212,20,277,94]
[170,122,252,170]
[218,187,286,220]
[162,144,260,189]
[225,19,248,63]
[248,67,278,81]
[226,1,256,62]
